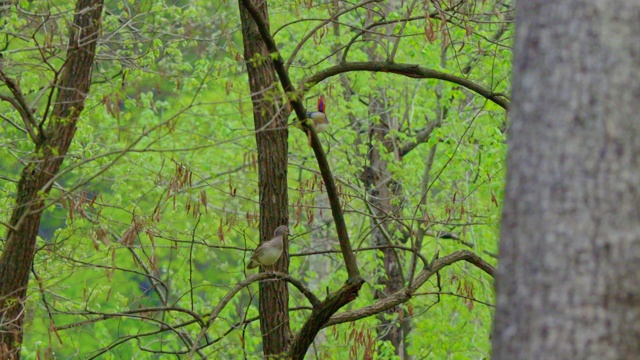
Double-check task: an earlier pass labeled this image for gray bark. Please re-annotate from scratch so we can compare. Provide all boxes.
[492,1,640,359]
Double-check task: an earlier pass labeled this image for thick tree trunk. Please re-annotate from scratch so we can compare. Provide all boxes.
[492,1,640,359]
[0,1,103,358]
[239,0,292,357]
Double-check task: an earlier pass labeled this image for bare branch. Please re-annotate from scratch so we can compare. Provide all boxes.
[0,108,27,135]
[284,0,380,70]
[0,94,38,142]
[187,272,320,357]
[239,0,361,283]
[303,62,510,110]
[399,119,441,156]
[325,250,495,327]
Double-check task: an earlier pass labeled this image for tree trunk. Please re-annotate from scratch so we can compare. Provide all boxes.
[366,94,410,359]
[239,0,292,357]
[0,1,103,358]
[361,2,409,357]
[492,1,640,359]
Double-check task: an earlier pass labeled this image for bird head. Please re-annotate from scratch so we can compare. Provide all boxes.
[274,225,289,238]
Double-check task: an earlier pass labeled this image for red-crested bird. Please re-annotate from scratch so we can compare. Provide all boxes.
[306,95,328,133]
[295,95,329,134]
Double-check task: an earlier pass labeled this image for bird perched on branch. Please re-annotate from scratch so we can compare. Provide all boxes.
[294,95,329,134]
[306,95,328,133]
[247,225,289,273]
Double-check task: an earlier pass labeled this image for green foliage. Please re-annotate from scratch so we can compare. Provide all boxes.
[0,0,511,358]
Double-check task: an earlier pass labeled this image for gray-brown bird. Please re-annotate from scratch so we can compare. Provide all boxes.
[247,225,289,273]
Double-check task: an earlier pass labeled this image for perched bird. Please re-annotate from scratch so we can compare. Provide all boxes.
[294,96,329,133]
[306,95,329,133]
[247,225,289,273]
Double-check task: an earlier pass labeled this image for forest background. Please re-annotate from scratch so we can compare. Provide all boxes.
[0,0,510,358]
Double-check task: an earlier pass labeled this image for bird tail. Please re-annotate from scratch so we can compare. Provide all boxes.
[247,260,259,269]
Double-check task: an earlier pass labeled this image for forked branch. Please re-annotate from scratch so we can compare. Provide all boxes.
[326,250,495,326]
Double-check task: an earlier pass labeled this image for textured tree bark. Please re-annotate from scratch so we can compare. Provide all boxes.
[238,1,365,357]
[493,1,640,359]
[239,0,292,357]
[360,2,409,357]
[367,94,410,359]
[0,1,103,358]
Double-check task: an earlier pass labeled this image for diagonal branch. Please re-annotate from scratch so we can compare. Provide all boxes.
[239,0,361,283]
[0,55,39,142]
[284,0,380,70]
[0,1,105,357]
[187,272,321,358]
[325,250,495,327]
[0,112,27,135]
[238,1,366,358]
[399,118,442,156]
[0,93,38,143]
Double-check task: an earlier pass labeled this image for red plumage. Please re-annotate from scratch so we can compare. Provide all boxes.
[318,95,325,113]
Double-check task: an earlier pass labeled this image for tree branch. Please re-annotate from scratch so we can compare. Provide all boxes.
[399,118,441,157]
[238,1,367,357]
[187,272,320,358]
[284,0,380,70]
[325,250,495,327]
[0,93,38,143]
[0,52,39,141]
[303,62,510,110]
[239,0,361,283]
